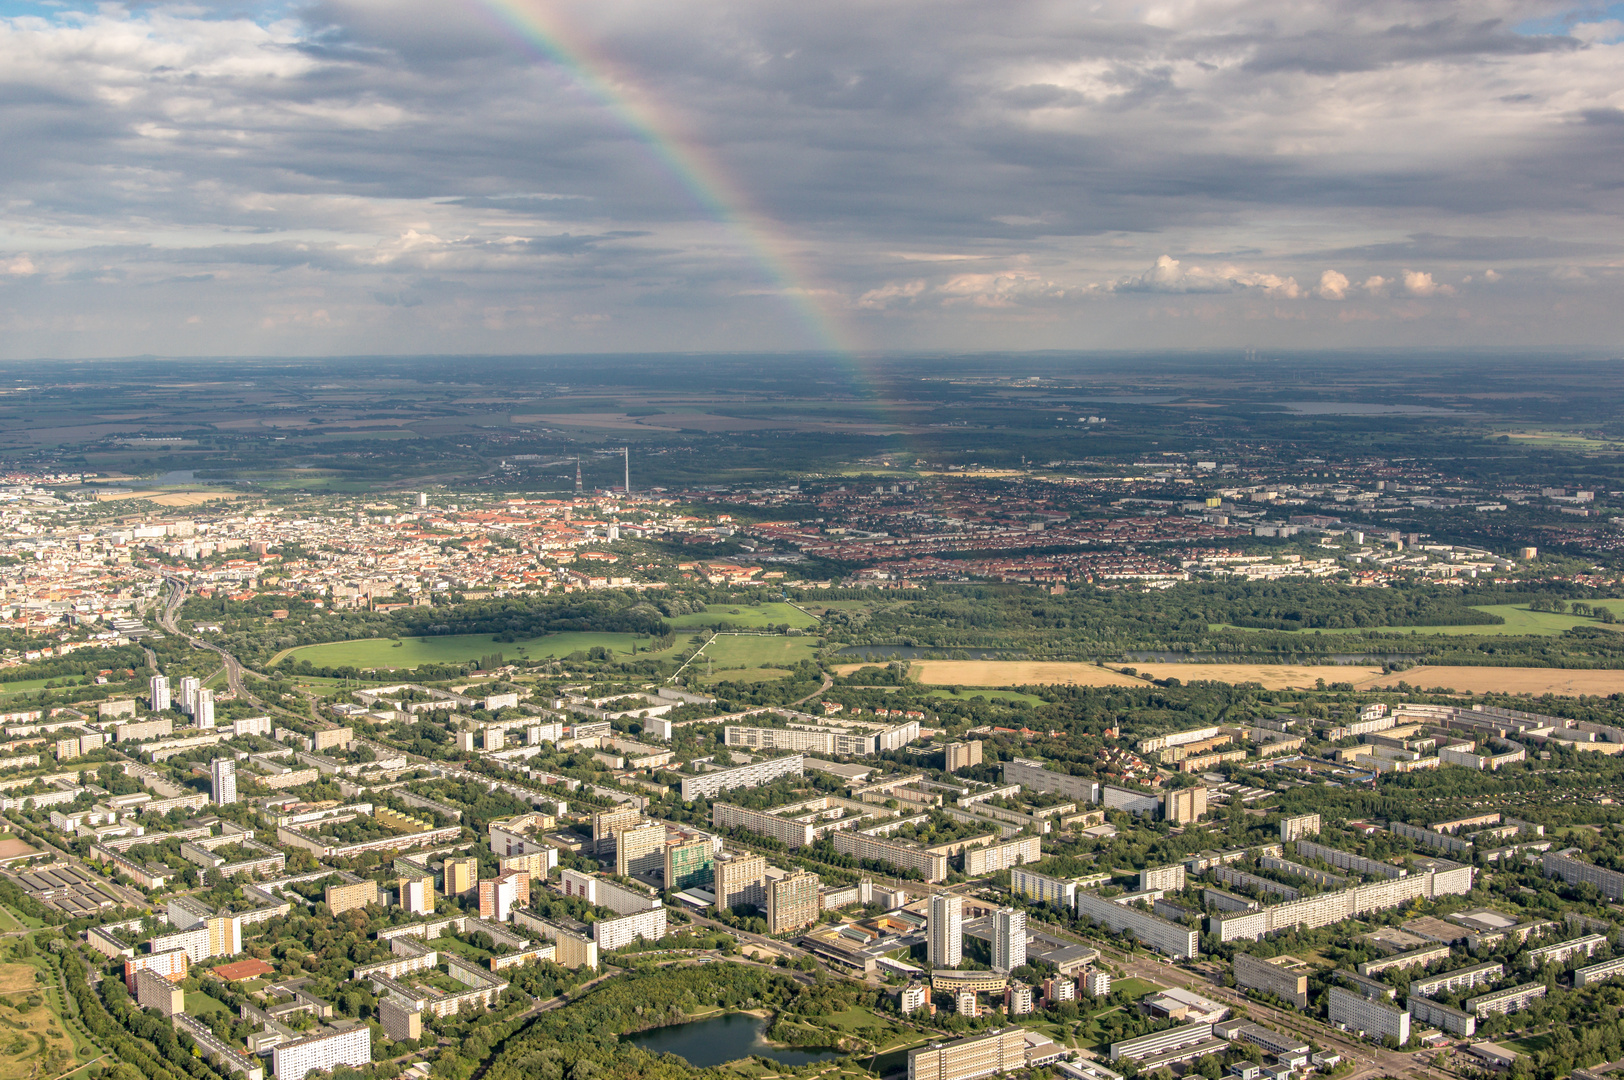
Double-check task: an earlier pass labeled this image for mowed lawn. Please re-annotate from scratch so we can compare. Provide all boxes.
[667,602,819,630]
[1216,602,1624,637]
[280,631,677,668]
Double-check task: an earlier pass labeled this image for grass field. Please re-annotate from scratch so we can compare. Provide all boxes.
[924,687,1050,706]
[667,603,818,630]
[278,631,680,669]
[0,678,76,698]
[2,909,41,932]
[1111,978,1163,998]
[1497,430,1623,450]
[697,635,820,682]
[0,961,82,1079]
[430,936,494,963]
[1216,602,1624,637]
[1503,1034,1551,1056]
[184,991,231,1017]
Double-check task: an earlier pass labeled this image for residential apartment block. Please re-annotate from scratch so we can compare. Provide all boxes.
[271,1026,371,1080]
[963,836,1041,876]
[1278,813,1321,842]
[908,1027,1029,1080]
[679,754,805,801]
[1074,892,1199,959]
[1327,987,1410,1043]
[1010,867,1076,909]
[1543,852,1624,901]
[832,830,949,882]
[1231,952,1309,1008]
[664,837,714,891]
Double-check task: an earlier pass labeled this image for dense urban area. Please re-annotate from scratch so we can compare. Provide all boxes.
[2,355,1624,1080]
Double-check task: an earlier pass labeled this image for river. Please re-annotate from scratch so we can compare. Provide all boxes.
[622,1013,844,1068]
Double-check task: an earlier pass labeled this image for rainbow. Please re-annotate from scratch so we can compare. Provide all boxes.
[471,0,860,363]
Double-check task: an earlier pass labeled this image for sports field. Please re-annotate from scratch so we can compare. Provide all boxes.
[279,631,674,668]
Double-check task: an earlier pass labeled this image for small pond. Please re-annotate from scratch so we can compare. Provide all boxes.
[623,1013,844,1068]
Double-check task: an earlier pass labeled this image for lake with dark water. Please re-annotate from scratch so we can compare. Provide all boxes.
[622,1013,845,1068]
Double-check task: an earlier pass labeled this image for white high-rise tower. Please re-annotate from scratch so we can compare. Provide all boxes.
[992,907,1027,973]
[210,758,236,806]
[149,675,171,712]
[178,675,200,715]
[928,893,963,968]
[195,687,215,728]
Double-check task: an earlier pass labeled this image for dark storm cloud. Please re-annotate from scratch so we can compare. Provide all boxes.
[1239,18,1580,75]
[1321,234,1622,261]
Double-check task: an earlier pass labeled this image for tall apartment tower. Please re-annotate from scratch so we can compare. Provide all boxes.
[928,893,964,968]
[592,805,644,855]
[195,687,215,729]
[416,492,428,509]
[992,907,1027,973]
[443,856,479,898]
[614,821,666,878]
[149,675,171,713]
[209,758,236,806]
[178,676,200,716]
[664,837,715,892]
[400,876,434,916]
[1163,785,1208,824]
[944,741,983,773]
[713,851,768,913]
[765,870,820,934]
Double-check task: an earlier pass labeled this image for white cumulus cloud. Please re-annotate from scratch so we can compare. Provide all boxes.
[1116,256,1301,298]
[1403,270,1456,297]
[1316,270,1349,300]
[857,280,927,308]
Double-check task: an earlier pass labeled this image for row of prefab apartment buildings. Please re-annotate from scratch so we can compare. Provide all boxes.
[908,851,1624,1080]
[74,812,679,1080]
[904,992,1343,1080]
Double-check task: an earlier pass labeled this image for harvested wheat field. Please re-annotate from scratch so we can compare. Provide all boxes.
[1357,666,1624,696]
[1127,663,1385,688]
[884,659,1624,697]
[890,662,1162,687]
[149,491,245,507]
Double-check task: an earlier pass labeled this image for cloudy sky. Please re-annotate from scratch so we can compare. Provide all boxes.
[0,0,1621,358]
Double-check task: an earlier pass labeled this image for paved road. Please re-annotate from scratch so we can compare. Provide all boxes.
[789,674,835,709]
[156,577,271,709]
